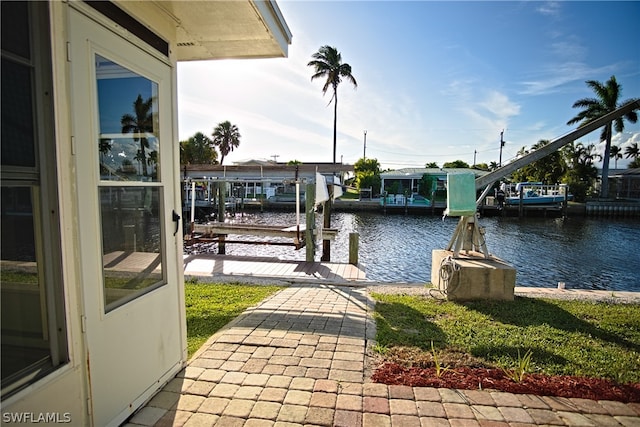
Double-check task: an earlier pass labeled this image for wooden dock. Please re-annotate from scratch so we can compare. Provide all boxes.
[192,223,305,239]
[183,253,366,283]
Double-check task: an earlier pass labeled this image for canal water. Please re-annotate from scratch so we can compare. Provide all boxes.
[185,211,640,291]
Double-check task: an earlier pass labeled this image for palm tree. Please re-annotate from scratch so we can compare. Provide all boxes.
[121,94,154,176]
[308,45,357,164]
[212,121,241,165]
[134,149,146,175]
[561,142,601,202]
[627,143,640,168]
[513,140,565,184]
[566,76,639,198]
[624,142,639,160]
[147,150,158,177]
[180,132,217,165]
[571,142,602,167]
[99,138,112,173]
[610,145,623,169]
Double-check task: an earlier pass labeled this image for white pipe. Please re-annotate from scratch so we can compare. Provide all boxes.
[296,180,300,228]
[190,181,195,223]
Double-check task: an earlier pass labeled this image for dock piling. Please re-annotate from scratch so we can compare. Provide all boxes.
[349,232,359,265]
[305,183,316,262]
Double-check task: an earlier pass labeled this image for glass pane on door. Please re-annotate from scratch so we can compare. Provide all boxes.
[100,186,163,311]
[95,54,165,312]
[96,54,160,182]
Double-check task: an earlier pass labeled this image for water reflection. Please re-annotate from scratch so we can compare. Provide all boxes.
[185,211,640,291]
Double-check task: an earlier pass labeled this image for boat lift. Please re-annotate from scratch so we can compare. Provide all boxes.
[446,100,640,259]
[436,100,639,300]
[188,166,308,251]
[190,223,307,249]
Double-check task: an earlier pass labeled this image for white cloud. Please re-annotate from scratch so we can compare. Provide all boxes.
[550,39,587,62]
[480,91,521,119]
[519,61,621,96]
[536,1,561,17]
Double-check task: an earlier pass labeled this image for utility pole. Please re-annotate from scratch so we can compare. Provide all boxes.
[499,130,506,167]
[271,154,279,163]
[473,150,477,167]
[363,130,367,160]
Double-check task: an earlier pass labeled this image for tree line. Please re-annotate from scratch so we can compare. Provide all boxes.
[180,121,241,165]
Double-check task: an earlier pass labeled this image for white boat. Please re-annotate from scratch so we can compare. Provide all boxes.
[505,182,572,205]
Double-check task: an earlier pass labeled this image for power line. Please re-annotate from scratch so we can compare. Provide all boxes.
[368,146,499,158]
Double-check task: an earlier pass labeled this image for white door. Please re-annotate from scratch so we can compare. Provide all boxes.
[69,7,184,426]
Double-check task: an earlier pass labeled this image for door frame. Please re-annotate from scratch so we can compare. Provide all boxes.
[68,4,185,426]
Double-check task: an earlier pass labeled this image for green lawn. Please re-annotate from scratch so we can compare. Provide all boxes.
[338,188,360,200]
[185,281,283,357]
[371,293,640,383]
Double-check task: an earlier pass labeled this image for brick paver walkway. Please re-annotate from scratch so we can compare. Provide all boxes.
[125,285,640,427]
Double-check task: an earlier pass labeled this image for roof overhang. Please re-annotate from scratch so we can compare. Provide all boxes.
[154,0,292,61]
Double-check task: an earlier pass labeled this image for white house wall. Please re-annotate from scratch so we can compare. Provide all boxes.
[1,2,86,424]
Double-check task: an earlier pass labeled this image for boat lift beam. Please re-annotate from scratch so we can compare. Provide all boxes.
[474,99,640,205]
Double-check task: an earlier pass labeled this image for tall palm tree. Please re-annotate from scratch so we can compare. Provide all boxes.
[212,121,241,165]
[121,94,154,176]
[308,45,357,164]
[566,76,639,198]
[610,145,623,169]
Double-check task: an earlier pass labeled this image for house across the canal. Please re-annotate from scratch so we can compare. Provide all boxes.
[182,161,354,206]
[609,168,640,200]
[380,167,489,207]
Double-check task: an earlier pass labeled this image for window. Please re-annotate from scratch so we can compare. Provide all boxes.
[1,1,67,399]
[95,55,165,312]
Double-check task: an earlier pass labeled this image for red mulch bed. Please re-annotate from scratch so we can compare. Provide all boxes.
[372,362,640,403]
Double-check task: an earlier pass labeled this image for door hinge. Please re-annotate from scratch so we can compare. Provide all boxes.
[81,315,87,333]
[66,42,71,62]
[71,136,76,155]
[86,397,92,416]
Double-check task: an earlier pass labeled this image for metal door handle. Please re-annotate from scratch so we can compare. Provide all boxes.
[172,210,181,236]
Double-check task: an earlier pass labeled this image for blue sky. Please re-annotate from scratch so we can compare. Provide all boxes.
[177,1,640,170]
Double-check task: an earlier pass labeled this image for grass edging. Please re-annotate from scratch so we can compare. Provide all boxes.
[185,280,284,358]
